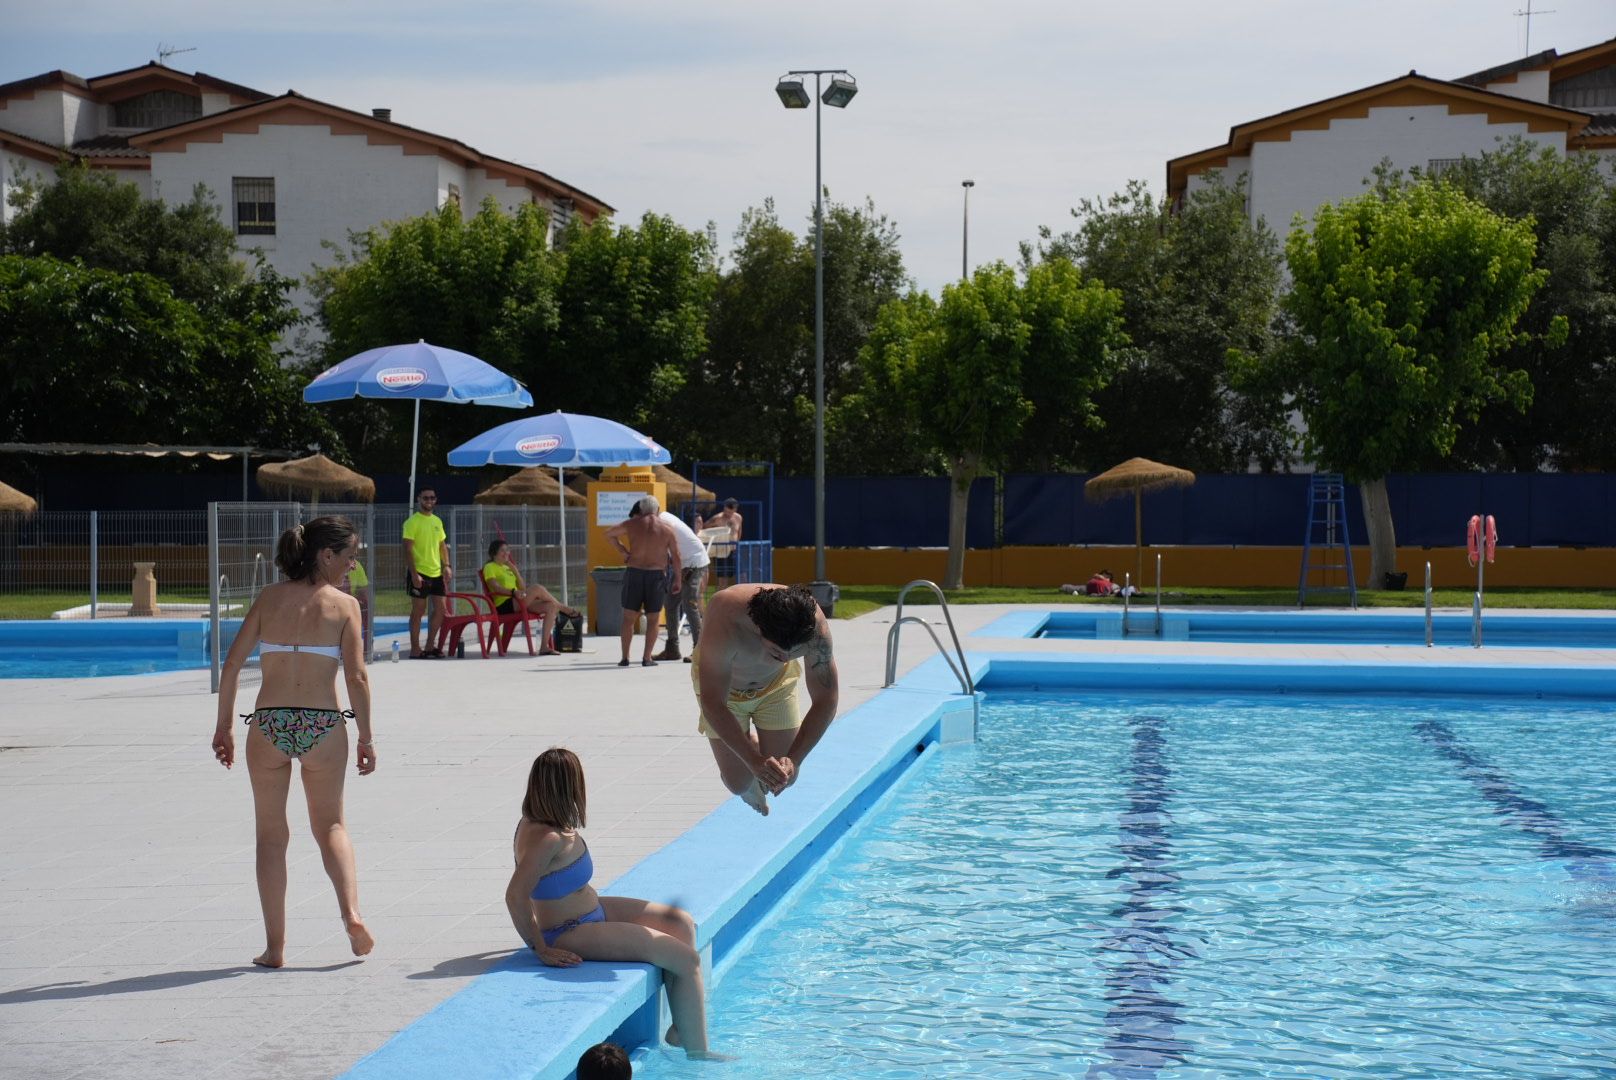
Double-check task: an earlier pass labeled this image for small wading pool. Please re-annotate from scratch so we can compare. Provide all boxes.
[1009,609,1616,648]
[0,618,409,678]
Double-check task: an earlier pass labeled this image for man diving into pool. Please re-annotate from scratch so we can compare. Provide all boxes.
[691,583,839,816]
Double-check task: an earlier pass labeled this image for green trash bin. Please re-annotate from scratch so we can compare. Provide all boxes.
[589,566,627,636]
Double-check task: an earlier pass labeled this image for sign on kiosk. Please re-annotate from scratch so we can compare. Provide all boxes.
[585,467,666,634]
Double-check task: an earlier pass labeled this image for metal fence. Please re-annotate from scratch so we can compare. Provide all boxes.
[203,502,586,688]
[0,510,210,619]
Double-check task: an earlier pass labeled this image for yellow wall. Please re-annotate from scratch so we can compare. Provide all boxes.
[770,546,1616,589]
[584,469,665,632]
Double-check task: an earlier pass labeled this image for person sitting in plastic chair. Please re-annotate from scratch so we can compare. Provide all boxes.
[481,540,578,656]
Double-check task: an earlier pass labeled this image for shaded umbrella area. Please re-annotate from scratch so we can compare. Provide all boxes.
[1084,457,1196,588]
[256,453,375,505]
[474,468,587,507]
[0,479,37,514]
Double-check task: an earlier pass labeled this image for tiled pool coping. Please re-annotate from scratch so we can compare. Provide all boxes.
[342,649,1616,1079]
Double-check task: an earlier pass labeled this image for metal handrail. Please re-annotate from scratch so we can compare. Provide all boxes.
[250,552,268,598]
[1424,561,1433,647]
[1155,553,1162,623]
[1473,543,1487,648]
[883,579,973,694]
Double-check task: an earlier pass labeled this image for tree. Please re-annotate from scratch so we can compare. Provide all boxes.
[1023,177,1288,471]
[1234,183,1555,586]
[0,165,326,453]
[0,255,319,450]
[855,262,1126,588]
[693,197,918,474]
[1430,141,1616,470]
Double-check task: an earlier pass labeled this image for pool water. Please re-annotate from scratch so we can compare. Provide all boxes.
[1032,610,1616,648]
[0,619,410,678]
[637,693,1616,1077]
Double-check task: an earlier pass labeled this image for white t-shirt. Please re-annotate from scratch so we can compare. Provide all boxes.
[660,511,711,569]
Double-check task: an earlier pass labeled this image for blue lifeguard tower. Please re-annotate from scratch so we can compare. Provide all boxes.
[687,461,774,584]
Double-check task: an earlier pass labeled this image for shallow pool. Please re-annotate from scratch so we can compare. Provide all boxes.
[0,619,409,678]
[637,692,1616,1077]
[1025,609,1616,648]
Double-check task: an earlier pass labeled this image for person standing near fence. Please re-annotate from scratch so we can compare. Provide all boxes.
[211,516,376,968]
[707,498,743,586]
[654,510,709,663]
[403,489,451,659]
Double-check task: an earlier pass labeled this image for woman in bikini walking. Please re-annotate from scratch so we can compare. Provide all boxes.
[212,516,377,968]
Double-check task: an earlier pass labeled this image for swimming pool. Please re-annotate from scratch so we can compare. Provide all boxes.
[991,609,1616,648]
[635,690,1616,1077]
[0,618,410,678]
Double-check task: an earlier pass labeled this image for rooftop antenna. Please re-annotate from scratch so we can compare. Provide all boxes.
[156,42,197,65]
[1513,1,1555,57]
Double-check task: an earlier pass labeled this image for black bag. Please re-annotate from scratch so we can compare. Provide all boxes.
[554,611,583,652]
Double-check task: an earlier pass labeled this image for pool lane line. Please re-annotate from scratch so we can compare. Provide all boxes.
[1414,719,1615,893]
[1088,713,1195,1079]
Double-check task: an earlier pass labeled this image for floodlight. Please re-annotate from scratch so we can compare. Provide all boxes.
[821,74,858,108]
[776,77,811,109]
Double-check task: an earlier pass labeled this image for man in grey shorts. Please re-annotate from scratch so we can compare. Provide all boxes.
[604,497,682,667]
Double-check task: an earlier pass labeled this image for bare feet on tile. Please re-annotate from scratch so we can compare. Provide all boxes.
[252,949,284,969]
[345,916,375,957]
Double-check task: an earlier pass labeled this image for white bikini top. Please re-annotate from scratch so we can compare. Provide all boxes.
[261,641,342,660]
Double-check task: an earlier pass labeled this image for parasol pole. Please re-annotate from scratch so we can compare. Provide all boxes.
[1134,483,1143,589]
[407,399,421,511]
[557,465,569,606]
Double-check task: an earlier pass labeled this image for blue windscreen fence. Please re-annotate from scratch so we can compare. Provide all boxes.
[25,468,1616,547]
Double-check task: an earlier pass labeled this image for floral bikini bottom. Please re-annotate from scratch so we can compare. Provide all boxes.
[244,707,354,758]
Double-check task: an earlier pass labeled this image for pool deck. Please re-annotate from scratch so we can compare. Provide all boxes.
[2,603,1612,1080]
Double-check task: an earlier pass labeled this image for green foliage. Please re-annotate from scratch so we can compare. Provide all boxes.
[1024,177,1288,471]
[3,162,249,307]
[315,200,714,472]
[1238,182,1547,482]
[0,165,324,452]
[854,261,1126,585]
[695,197,917,474]
[1419,141,1616,470]
[0,254,315,448]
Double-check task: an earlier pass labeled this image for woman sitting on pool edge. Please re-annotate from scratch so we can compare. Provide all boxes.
[482,540,578,655]
[507,748,724,1060]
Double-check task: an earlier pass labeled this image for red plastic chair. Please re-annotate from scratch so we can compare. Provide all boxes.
[480,571,547,657]
[435,592,497,659]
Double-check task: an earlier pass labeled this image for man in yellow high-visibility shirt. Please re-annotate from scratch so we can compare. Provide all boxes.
[403,489,452,658]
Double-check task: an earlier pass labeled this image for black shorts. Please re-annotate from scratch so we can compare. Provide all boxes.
[620,567,667,614]
[495,598,515,615]
[407,573,445,599]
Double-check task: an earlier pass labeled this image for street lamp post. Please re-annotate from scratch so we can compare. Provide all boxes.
[776,69,856,599]
[961,179,975,281]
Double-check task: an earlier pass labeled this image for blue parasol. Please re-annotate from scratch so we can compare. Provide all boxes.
[448,411,671,600]
[304,340,532,507]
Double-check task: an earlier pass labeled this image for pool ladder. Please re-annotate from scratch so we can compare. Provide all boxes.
[1121,554,1165,636]
[883,580,974,696]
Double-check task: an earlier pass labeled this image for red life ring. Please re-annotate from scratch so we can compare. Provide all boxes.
[1466,515,1481,567]
[1484,515,1497,564]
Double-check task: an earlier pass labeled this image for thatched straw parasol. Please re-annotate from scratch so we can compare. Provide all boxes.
[1084,458,1196,588]
[475,468,587,507]
[0,479,37,514]
[257,453,375,506]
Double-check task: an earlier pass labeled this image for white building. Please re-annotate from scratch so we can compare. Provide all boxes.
[1168,36,1616,229]
[0,62,612,315]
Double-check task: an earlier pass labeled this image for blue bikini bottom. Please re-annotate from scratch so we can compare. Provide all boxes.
[541,903,605,947]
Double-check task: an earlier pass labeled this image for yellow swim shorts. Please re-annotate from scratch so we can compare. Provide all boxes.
[691,645,801,738]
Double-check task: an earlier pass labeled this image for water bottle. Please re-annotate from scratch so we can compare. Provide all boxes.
[390,640,400,664]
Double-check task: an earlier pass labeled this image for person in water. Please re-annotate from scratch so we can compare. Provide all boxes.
[212,516,376,968]
[506,749,721,1060]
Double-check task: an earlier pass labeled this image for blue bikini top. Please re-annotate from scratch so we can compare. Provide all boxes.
[531,840,593,901]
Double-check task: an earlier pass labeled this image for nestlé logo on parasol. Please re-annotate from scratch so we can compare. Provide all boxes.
[516,435,562,458]
[376,367,428,391]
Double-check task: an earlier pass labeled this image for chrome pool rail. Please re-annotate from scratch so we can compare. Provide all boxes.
[1425,561,1433,647]
[883,579,973,694]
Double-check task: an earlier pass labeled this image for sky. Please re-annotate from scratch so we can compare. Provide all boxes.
[4,1,1614,296]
